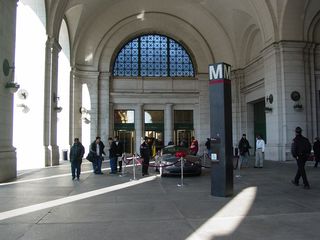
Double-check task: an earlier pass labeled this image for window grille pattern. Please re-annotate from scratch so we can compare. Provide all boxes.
[113,34,194,77]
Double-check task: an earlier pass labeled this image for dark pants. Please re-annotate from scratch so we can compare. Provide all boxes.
[92,156,103,174]
[294,157,310,186]
[314,156,320,167]
[142,157,150,175]
[118,158,122,172]
[110,157,117,173]
[71,160,81,179]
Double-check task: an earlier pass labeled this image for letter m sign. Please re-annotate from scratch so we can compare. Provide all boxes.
[209,63,231,81]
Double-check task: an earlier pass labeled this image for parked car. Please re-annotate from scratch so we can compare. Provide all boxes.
[160,145,202,176]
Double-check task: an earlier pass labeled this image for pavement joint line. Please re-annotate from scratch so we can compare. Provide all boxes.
[1,160,156,186]
[0,175,157,221]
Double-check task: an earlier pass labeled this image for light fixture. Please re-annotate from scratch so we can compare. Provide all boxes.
[265,94,273,113]
[291,91,303,111]
[16,103,30,113]
[54,106,63,112]
[3,59,20,94]
[80,106,91,123]
[52,92,62,112]
[266,94,273,104]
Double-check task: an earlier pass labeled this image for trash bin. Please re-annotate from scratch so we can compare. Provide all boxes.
[62,149,68,161]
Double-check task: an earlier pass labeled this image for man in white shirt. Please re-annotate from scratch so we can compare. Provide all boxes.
[255,134,265,168]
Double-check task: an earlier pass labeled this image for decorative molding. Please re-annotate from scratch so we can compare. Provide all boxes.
[240,78,264,94]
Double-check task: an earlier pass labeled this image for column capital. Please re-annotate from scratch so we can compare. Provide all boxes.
[72,69,99,80]
[99,71,111,80]
[46,36,62,53]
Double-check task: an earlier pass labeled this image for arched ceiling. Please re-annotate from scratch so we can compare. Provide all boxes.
[45,0,320,72]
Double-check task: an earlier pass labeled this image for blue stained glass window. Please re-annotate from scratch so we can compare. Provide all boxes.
[112,34,194,77]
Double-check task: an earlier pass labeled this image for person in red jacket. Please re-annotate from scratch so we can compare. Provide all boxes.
[189,136,198,156]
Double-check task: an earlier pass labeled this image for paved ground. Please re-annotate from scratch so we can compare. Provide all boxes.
[0,159,319,240]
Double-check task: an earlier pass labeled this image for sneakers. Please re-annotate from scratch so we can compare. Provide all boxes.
[303,185,310,190]
[291,180,299,186]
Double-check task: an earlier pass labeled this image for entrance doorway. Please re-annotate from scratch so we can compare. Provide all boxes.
[175,130,193,147]
[254,100,267,142]
[114,130,135,154]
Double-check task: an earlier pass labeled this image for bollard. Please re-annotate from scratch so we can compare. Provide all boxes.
[177,157,184,187]
[130,153,137,181]
[120,153,126,177]
[159,155,163,176]
[236,157,241,178]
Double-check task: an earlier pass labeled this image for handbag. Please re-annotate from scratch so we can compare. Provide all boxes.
[86,151,95,163]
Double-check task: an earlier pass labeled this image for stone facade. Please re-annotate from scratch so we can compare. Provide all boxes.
[1,0,320,181]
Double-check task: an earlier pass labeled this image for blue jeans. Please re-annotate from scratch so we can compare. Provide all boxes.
[110,157,117,173]
[92,156,103,173]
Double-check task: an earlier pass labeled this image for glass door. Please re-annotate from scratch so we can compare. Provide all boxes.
[115,130,135,154]
[175,130,193,147]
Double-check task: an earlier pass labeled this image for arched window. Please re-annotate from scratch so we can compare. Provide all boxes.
[113,34,195,77]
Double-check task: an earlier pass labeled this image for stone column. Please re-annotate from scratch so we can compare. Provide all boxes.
[135,104,143,154]
[81,71,99,142]
[231,70,244,147]
[0,0,17,182]
[43,36,61,166]
[303,43,317,139]
[70,68,82,143]
[197,73,210,153]
[262,42,311,161]
[99,72,110,143]
[164,103,173,145]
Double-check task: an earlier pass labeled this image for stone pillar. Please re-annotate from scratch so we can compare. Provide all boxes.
[197,73,210,153]
[80,70,99,142]
[43,36,61,166]
[135,103,143,154]
[70,68,82,143]
[164,103,173,145]
[303,43,317,139]
[99,72,110,143]
[109,103,114,138]
[231,70,244,147]
[0,0,17,182]
[262,42,311,161]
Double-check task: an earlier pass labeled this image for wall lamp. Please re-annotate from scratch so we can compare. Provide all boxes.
[291,91,303,111]
[3,59,20,94]
[265,94,273,113]
[53,92,62,112]
[80,107,91,124]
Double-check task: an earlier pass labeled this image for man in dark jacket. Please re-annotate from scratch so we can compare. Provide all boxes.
[313,137,320,168]
[114,136,124,172]
[140,137,151,176]
[108,137,118,174]
[70,138,85,180]
[90,136,106,174]
[291,127,311,189]
[238,134,250,169]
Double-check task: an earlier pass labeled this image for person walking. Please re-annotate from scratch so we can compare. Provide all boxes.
[291,127,311,189]
[70,138,85,180]
[114,136,124,172]
[140,137,151,176]
[108,137,118,174]
[205,138,211,156]
[255,134,265,168]
[313,137,320,168]
[238,134,251,169]
[189,136,199,156]
[90,136,106,174]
